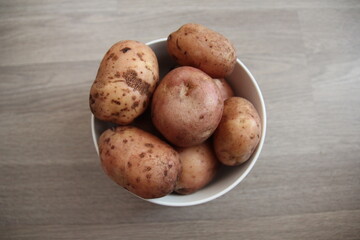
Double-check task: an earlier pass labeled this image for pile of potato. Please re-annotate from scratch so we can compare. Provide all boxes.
[89,23,261,199]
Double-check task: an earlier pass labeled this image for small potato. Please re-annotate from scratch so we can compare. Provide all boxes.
[213,97,261,166]
[151,66,224,147]
[167,23,236,78]
[175,142,220,195]
[99,126,181,199]
[213,78,234,101]
[90,40,159,125]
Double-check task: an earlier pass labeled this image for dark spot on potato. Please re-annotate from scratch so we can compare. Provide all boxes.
[132,58,136,61]
[107,53,114,60]
[210,45,213,48]
[112,55,118,61]
[199,115,204,119]
[250,134,255,140]
[127,162,132,168]
[184,51,187,55]
[146,173,152,179]
[104,138,110,143]
[164,170,168,177]
[155,155,159,158]
[111,99,121,105]
[132,96,136,100]
[136,177,140,183]
[89,95,95,104]
[120,47,131,53]
[139,152,145,158]
[120,107,129,112]
[144,166,151,172]
[122,93,126,96]
[168,164,173,169]
[137,52,145,61]
[122,69,151,96]
[111,112,120,116]
[145,143,154,148]
[114,72,121,78]
[123,139,128,143]
[105,150,110,156]
[108,76,114,79]
[111,145,115,149]
[131,101,140,109]
[147,149,153,154]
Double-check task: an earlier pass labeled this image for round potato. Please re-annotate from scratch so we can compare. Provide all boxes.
[99,126,181,199]
[90,40,159,125]
[151,66,223,147]
[175,142,220,195]
[213,78,234,101]
[213,97,261,166]
[167,23,236,78]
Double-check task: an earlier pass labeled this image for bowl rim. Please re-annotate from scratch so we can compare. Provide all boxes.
[91,38,267,207]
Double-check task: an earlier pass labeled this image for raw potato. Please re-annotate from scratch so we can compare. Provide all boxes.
[213,78,234,101]
[90,40,159,125]
[167,23,236,78]
[213,97,261,166]
[175,142,220,195]
[151,66,224,147]
[99,126,181,199]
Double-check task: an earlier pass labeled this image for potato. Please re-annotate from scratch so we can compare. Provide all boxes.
[213,78,234,101]
[99,126,181,199]
[90,40,159,125]
[175,142,220,195]
[167,23,236,78]
[213,97,261,166]
[151,66,223,147]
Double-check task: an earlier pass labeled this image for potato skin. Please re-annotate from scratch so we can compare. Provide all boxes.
[167,23,236,78]
[175,142,220,195]
[213,78,234,101]
[90,40,159,125]
[213,97,261,166]
[151,66,224,147]
[99,126,181,199]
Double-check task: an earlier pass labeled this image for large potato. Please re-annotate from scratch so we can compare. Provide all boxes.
[167,23,236,78]
[175,142,220,195]
[213,78,234,101]
[151,66,223,147]
[213,97,261,166]
[90,40,159,125]
[99,126,181,199]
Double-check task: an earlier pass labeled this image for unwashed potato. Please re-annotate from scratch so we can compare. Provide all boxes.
[213,97,261,166]
[175,142,220,195]
[151,66,224,147]
[90,40,159,125]
[213,78,234,101]
[99,126,181,199]
[167,23,236,78]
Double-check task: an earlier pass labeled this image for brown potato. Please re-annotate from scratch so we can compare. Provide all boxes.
[175,142,220,195]
[213,97,261,166]
[213,78,234,101]
[151,66,224,147]
[90,40,159,125]
[99,126,181,199]
[167,23,236,78]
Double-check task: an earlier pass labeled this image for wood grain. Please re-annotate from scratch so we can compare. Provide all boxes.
[0,0,359,239]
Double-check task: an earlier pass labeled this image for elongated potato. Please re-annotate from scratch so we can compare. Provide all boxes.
[175,142,220,195]
[213,97,261,166]
[90,40,159,125]
[99,126,181,199]
[167,23,236,78]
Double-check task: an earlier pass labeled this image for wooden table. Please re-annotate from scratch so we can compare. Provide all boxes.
[1,1,359,239]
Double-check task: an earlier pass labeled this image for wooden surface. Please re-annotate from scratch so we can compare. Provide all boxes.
[1,0,360,239]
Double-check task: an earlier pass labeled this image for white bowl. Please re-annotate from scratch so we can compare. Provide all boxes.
[91,38,266,207]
